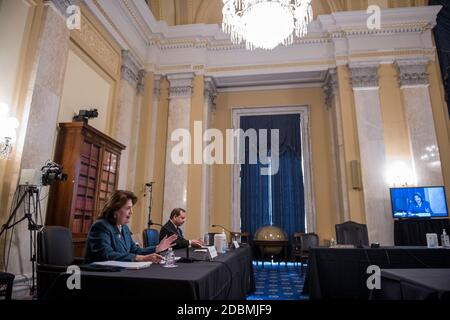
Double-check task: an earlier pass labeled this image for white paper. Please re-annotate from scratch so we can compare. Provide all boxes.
[426,233,438,248]
[206,246,218,259]
[92,261,152,269]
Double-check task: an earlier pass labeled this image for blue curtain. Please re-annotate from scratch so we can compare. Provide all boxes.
[271,149,305,239]
[240,162,271,241]
[240,114,302,159]
[240,114,305,242]
[430,0,450,116]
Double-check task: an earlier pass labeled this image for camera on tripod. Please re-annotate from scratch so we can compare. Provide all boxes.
[41,161,68,186]
[73,108,99,124]
[19,160,67,187]
[2,160,67,295]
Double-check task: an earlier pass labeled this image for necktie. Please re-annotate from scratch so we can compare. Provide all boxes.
[177,228,183,237]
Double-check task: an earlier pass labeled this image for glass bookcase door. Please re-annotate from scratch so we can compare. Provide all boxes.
[98,150,119,214]
[73,140,100,234]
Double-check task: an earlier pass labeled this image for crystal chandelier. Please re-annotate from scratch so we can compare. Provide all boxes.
[222,0,313,50]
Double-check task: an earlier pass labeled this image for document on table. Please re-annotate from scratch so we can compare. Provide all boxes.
[92,261,152,269]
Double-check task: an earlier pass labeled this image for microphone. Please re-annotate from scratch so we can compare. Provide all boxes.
[145,182,155,187]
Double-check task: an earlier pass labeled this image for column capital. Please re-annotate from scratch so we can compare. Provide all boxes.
[137,70,147,95]
[153,74,162,98]
[323,68,338,109]
[167,73,195,99]
[395,59,429,88]
[121,50,141,89]
[204,76,217,104]
[349,62,379,90]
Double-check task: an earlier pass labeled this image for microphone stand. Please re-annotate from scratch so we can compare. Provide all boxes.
[145,182,155,228]
[178,246,196,263]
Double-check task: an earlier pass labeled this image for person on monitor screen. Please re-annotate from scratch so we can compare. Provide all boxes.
[84,190,177,263]
[407,193,433,217]
[159,208,203,249]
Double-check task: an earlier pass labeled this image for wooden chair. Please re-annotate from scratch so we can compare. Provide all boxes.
[240,232,250,244]
[299,233,319,275]
[291,232,303,266]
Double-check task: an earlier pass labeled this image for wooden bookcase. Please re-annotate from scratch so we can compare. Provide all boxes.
[46,122,125,257]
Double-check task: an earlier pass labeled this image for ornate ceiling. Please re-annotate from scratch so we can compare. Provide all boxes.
[146,0,428,26]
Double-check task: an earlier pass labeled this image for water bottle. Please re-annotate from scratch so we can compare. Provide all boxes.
[222,229,229,252]
[204,233,209,246]
[330,238,336,247]
[164,247,175,268]
[441,229,450,248]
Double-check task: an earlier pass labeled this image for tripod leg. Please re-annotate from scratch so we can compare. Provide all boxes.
[0,188,28,238]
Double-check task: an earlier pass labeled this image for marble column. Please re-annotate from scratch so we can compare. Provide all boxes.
[323,68,350,223]
[138,75,160,230]
[147,75,161,183]
[7,1,70,278]
[115,50,144,190]
[162,73,194,222]
[349,63,393,245]
[395,59,444,186]
[129,70,146,190]
[200,77,217,235]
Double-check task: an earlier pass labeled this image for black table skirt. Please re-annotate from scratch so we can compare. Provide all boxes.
[41,245,255,300]
[304,247,450,299]
[394,218,450,246]
[372,269,450,300]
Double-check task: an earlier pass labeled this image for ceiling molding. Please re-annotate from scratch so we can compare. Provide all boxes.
[214,71,328,92]
[84,1,442,77]
[217,82,324,93]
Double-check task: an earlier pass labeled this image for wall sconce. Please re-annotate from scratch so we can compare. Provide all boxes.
[350,160,362,190]
[0,102,19,160]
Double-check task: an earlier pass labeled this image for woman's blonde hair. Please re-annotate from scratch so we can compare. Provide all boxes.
[98,190,137,223]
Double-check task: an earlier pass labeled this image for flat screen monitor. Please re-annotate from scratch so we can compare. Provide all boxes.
[390,186,448,219]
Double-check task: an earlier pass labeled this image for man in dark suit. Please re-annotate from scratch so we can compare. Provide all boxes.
[159,208,203,249]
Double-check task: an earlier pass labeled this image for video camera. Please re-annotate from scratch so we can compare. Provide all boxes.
[41,161,68,186]
[19,161,67,187]
[73,108,99,124]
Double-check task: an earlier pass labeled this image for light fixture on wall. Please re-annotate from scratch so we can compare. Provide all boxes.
[0,102,19,160]
[222,0,313,50]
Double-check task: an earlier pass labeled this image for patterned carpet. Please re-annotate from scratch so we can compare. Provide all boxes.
[247,262,309,300]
